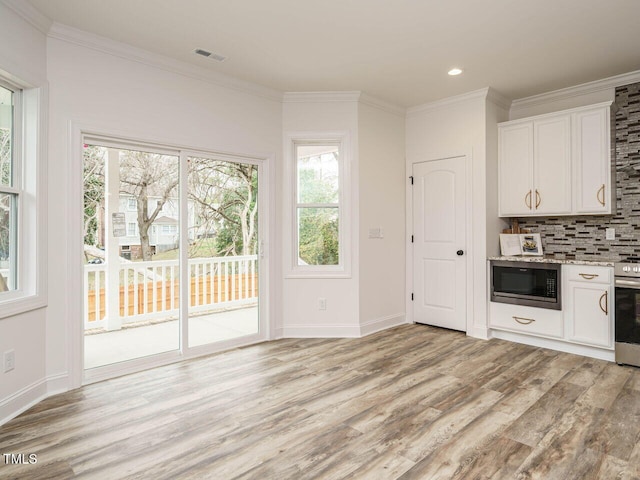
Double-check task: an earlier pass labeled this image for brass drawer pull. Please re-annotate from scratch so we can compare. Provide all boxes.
[579,273,599,280]
[535,189,541,209]
[525,190,532,210]
[513,316,535,325]
[599,290,608,315]
[597,184,605,207]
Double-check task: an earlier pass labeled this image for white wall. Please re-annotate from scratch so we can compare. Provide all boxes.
[405,90,490,339]
[45,29,283,389]
[358,103,406,334]
[0,1,49,425]
[281,97,361,336]
[485,98,510,257]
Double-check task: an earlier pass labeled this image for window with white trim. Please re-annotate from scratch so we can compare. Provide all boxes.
[0,74,45,317]
[127,222,137,237]
[0,83,18,292]
[295,142,341,267]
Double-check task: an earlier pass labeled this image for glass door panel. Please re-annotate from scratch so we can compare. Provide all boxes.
[187,156,259,347]
[83,144,180,369]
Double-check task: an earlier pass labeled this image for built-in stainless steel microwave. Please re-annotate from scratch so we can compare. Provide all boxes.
[490,260,561,310]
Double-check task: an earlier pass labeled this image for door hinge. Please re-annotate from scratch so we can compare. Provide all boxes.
[411,235,414,243]
[411,293,414,301]
[409,175,414,185]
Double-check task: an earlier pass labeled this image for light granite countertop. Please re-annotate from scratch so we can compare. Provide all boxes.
[487,255,616,267]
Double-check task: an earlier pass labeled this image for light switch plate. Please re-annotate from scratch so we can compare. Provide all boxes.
[4,350,15,373]
[606,228,615,240]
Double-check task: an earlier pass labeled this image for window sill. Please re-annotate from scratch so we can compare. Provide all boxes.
[0,294,47,320]
[285,271,352,280]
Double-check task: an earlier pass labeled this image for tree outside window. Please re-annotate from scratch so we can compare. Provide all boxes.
[295,144,340,266]
[0,84,17,291]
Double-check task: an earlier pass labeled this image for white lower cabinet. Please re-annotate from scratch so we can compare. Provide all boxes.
[489,302,563,339]
[489,264,614,354]
[564,266,613,349]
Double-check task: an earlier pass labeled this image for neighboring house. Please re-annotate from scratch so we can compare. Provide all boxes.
[114,195,197,259]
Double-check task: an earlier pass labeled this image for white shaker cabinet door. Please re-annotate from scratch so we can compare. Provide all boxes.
[574,107,612,214]
[566,280,612,349]
[533,115,572,215]
[499,123,533,216]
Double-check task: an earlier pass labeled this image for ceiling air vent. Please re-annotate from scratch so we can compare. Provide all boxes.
[194,49,227,62]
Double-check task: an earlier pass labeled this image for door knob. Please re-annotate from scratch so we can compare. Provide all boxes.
[456,250,464,256]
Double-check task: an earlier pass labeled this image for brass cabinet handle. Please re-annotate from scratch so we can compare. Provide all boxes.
[513,316,535,325]
[597,184,605,207]
[535,189,541,209]
[525,190,532,210]
[599,290,608,315]
[579,273,599,280]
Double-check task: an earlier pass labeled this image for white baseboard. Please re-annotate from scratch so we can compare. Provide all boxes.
[360,313,406,336]
[46,372,69,395]
[0,378,48,427]
[0,372,70,427]
[491,329,615,362]
[280,324,362,338]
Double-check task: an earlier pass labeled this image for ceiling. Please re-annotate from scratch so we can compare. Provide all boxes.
[27,0,640,108]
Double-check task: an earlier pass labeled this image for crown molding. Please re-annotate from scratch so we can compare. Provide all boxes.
[485,87,512,111]
[284,91,405,116]
[1,0,52,35]
[283,91,362,103]
[48,23,283,103]
[407,87,491,116]
[359,93,406,117]
[511,69,640,112]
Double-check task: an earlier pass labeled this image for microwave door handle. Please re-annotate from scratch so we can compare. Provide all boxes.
[615,279,640,289]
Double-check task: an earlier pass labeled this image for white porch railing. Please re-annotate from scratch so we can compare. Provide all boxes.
[84,255,258,330]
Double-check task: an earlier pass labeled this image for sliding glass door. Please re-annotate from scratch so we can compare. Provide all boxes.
[82,141,262,373]
[187,156,259,348]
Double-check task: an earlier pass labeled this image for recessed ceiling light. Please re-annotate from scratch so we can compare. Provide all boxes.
[448,68,463,76]
[194,49,227,62]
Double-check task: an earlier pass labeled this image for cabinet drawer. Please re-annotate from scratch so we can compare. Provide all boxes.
[564,265,611,284]
[489,302,563,339]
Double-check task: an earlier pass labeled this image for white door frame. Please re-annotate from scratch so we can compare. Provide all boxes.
[406,151,474,333]
[68,123,273,388]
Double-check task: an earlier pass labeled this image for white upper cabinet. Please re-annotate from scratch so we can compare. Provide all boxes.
[499,123,533,216]
[533,115,572,215]
[498,102,613,217]
[574,106,613,214]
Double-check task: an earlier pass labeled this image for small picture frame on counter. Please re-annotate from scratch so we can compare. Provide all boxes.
[499,233,543,256]
[520,233,543,256]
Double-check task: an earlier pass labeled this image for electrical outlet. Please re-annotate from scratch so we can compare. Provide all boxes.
[318,298,327,310]
[606,228,615,240]
[4,350,15,373]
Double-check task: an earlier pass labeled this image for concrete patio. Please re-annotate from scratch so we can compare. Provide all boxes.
[84,306,259,369]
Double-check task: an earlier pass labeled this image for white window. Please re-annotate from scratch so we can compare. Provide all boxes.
[286,132,350,278]
[127,197,136,210]
[296,144,340,266]
[162,224,177,234]
[0,83,17,291]
[0,75,45,317]
[127,222,137,236]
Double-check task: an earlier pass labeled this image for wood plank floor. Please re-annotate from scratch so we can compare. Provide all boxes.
[2,324,640,479]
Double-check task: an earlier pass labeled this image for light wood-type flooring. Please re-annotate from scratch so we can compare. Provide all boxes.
[2,324,640,479]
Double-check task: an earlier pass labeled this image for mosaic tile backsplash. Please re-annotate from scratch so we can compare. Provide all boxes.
[516,82,640,261]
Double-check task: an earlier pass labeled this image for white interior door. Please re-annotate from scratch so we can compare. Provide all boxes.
[413,157,467,331]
